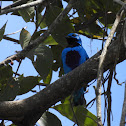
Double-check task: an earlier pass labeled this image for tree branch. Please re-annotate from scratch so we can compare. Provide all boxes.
[0,35,125,125]
[0,0,46,15]
[3,35,19,43]
[120,81,126,126]
[1,0,27,10]
[114,0,125,6]
[96,8,124,125]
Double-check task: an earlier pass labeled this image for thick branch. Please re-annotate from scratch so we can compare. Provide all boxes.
[0,37,125,125]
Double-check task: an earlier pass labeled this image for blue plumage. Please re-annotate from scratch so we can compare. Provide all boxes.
[61,33,89,106]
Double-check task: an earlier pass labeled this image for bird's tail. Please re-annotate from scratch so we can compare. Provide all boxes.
[73,87,86,106]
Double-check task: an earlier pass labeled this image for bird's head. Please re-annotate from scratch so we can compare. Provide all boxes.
[65,33,82,46]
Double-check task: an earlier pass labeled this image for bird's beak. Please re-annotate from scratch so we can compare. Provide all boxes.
[65,36,71,39]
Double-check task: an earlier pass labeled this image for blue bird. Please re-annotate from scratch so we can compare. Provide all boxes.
[61,33,89,106]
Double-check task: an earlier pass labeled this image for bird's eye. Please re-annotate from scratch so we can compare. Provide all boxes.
[72,34,76,37]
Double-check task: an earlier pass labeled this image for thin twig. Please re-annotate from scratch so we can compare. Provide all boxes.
[0,0,46,15]
[86,92,107,108]
[14,60,22,78]
[0,53,18,65]
[35,9,46,31]
[107,68,113,126]
[69,100,80,126]
[13,72,20,76]
[5,27,27,35]
[123,19,126,47]
[96,8,124,125]
[37,83,49,86]
[114,0,125,6]
[3,35,19,43]
[1,0,27,10]
[35,5,39,32]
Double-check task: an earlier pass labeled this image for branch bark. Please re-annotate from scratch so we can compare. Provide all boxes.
[120,81,126,126]
[0,36,125,125]
[96,9,124,125]
[0,0,46,15]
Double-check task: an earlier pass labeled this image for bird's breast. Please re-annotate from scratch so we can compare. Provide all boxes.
[65,50,81,70]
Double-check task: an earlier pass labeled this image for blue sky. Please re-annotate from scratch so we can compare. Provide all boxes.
[0,1,126,126]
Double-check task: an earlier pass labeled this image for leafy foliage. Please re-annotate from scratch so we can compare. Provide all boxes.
[0,65,19,101]
[53,104,97,126]
[38,111,62,126]
[33,45,53,79]
[18,76,40,95]
[0,0,123,125]
[18,0,35,22]
[0,22,7,42]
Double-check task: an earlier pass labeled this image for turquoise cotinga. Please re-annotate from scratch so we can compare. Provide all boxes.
[61,33,89,106]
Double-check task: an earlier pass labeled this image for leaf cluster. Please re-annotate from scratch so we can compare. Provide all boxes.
[0,0,122,125]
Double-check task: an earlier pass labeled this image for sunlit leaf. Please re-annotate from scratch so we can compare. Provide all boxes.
[78,22,104,39]
[0,22,7,42]
[43,70,52,84]
[53,104,97,126]
[20,28,31,49]
[38,13,47,29]
[38,111,62,126]
[43,36,58,45]
[19,28,34,60]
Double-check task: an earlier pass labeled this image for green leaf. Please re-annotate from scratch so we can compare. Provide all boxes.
[0,65,13,84]
[78,22,104,39]
[19,28,34,60]
[0,22,7,42]
[99,12,116,28]
[53,104,97,126]
[0,77,19,101]
[43,36,58,45]
[9,124,17,126]
[43,70,52,84]
[31,30,45,41]
[18,0,34,22]
[33,45,53,79]
[51,45,63,72]
[32,32,58,45]
[44,6,74,47]
[38,13,47,29]
[18,76,40,95]
[0,65,17,101]
[20,28,31,49]
[38,111,62,126]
